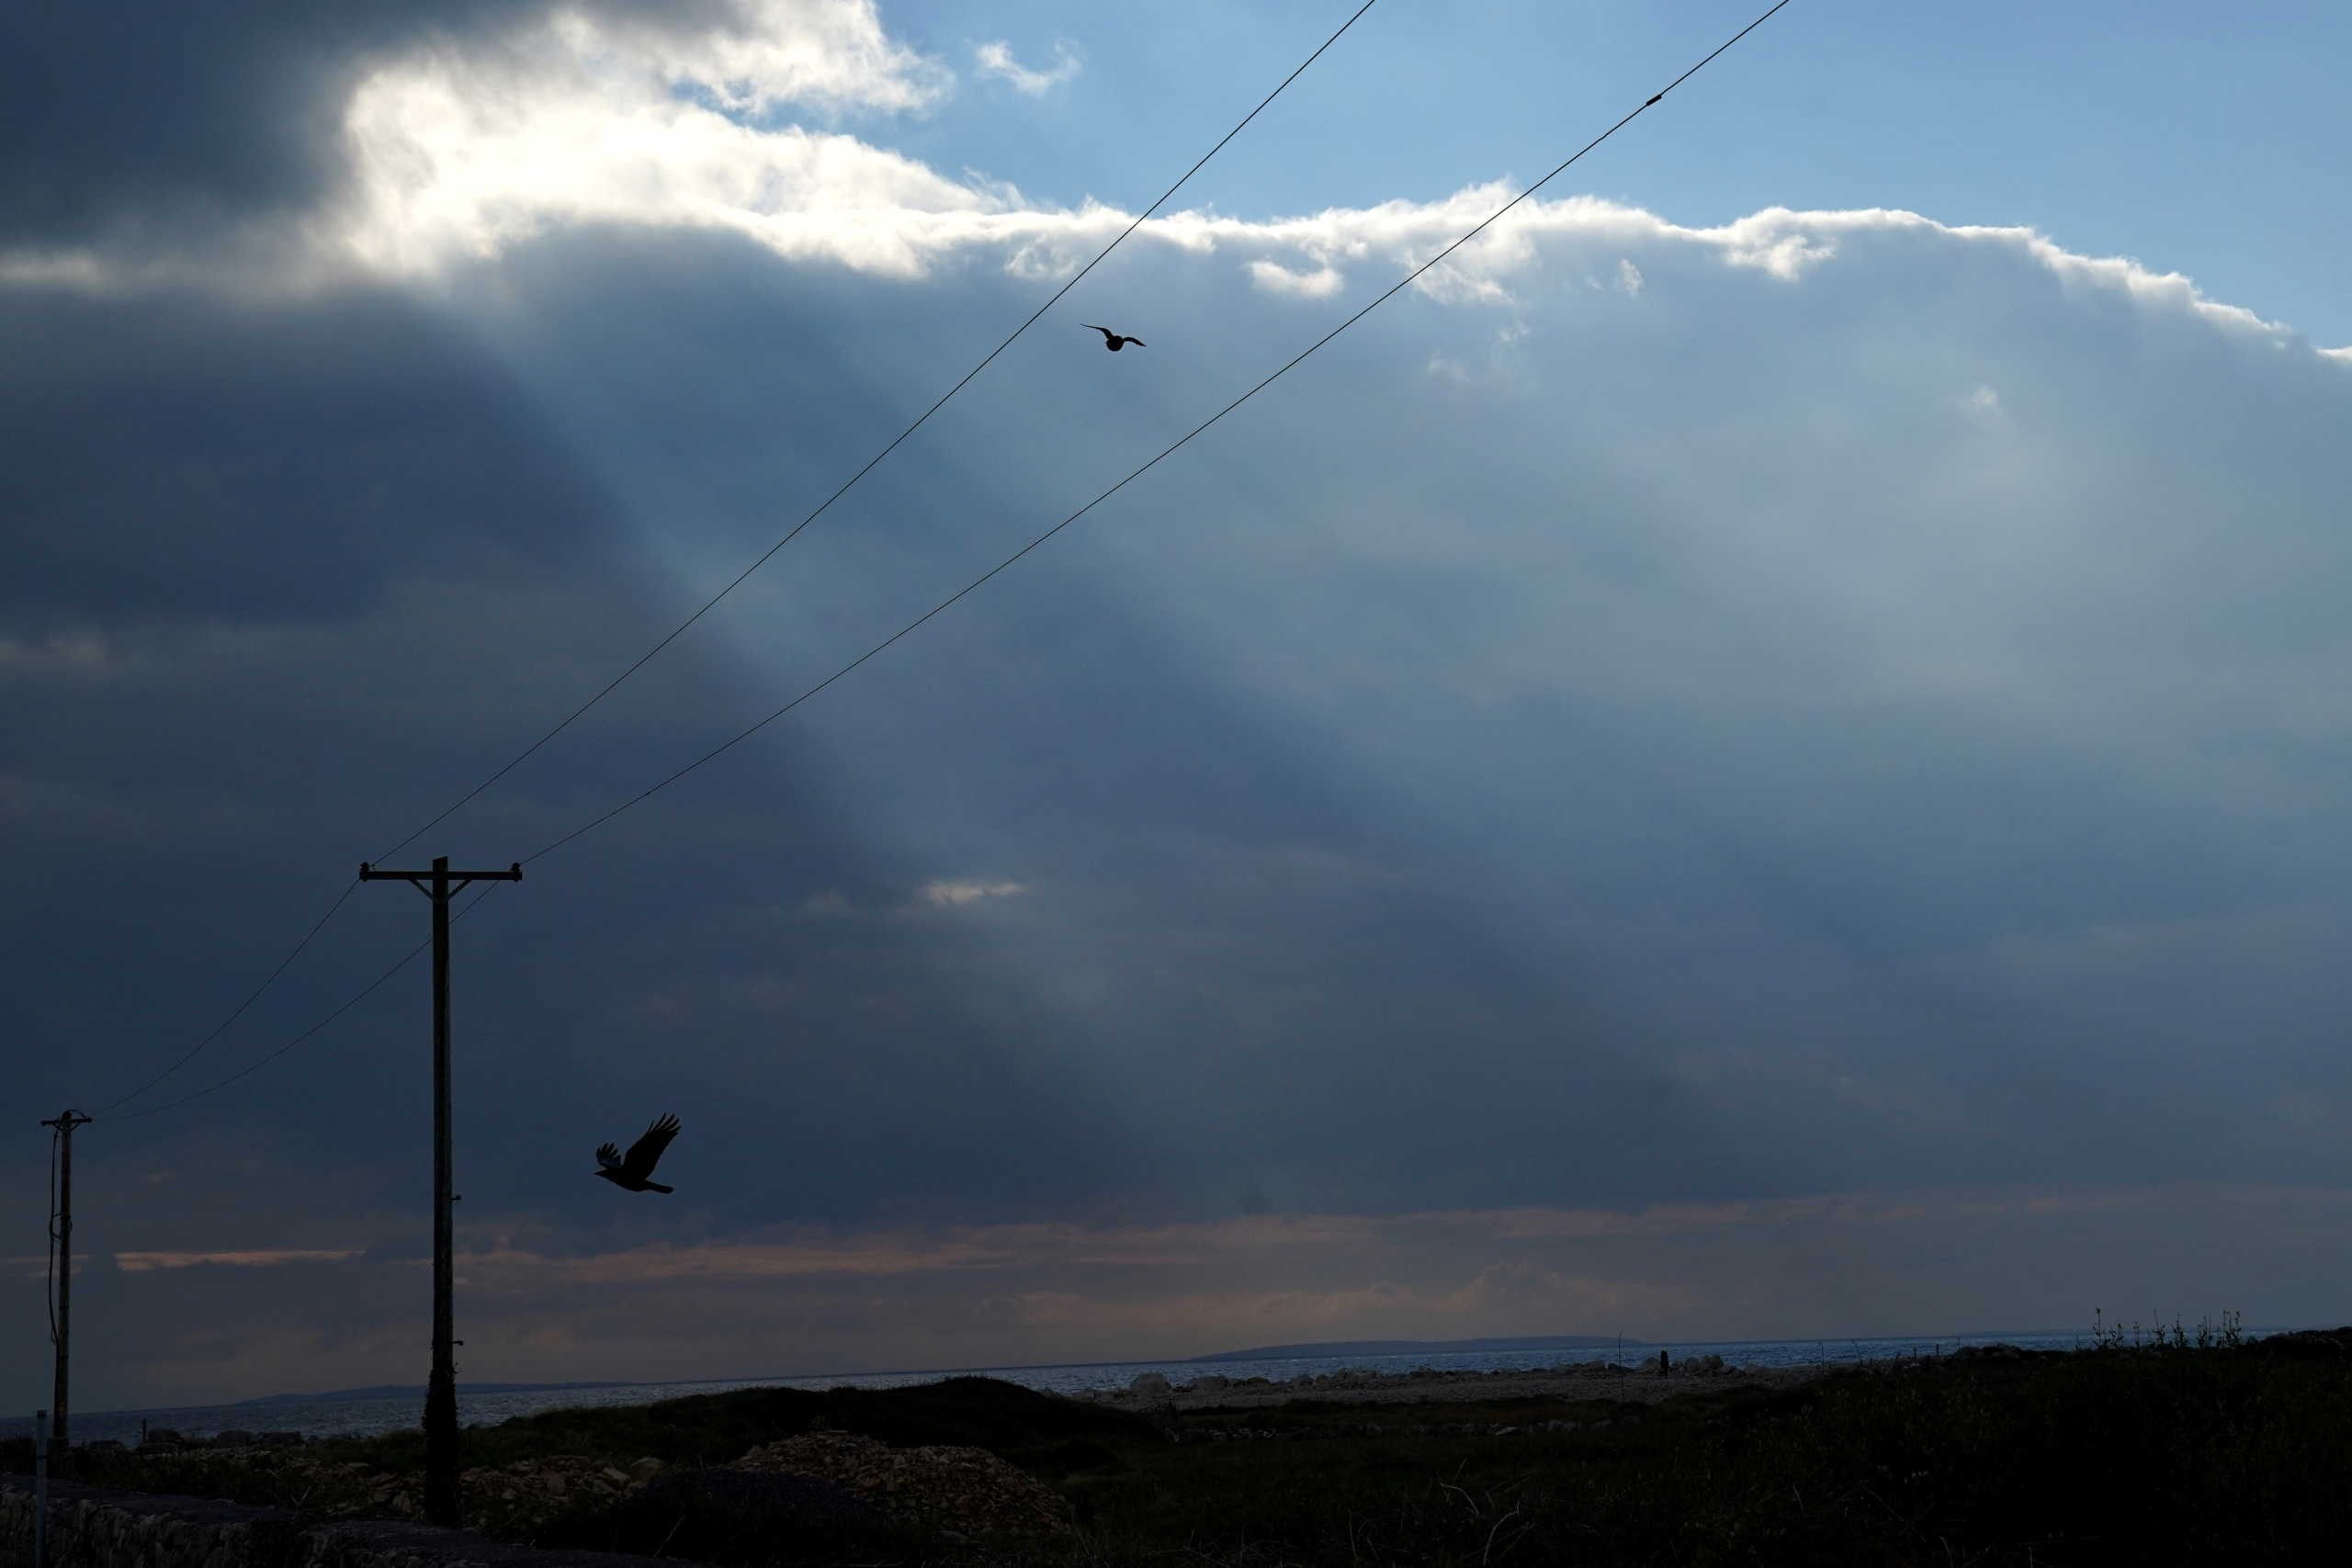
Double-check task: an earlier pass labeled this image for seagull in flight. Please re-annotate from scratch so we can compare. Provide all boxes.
[1082,323,1146,352]
[594,1112,683,1194]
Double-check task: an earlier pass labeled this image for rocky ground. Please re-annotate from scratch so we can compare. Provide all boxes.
[117,1444,668,1535]
[109,1427,1071,1544]
[1075,1355,1841,1412]
[734,1430,1072,1540]
[83,1359,1889,1545]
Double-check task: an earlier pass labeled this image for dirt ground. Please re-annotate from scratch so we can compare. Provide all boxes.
[1071,1359,1838,1413]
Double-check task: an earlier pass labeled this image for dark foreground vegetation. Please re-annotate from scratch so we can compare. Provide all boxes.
[9,1326,2352,1565]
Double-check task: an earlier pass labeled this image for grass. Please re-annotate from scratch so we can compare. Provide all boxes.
[7,1325,2349,1565]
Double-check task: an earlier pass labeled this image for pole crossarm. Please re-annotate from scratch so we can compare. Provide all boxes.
[360,863,523,892]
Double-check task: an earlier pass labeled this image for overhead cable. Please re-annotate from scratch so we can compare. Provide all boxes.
[85,878,362,1116]
[371,0,1385,865]
[520,0,1799,866]
[96,0,1795,1120]
[96,885,504,1122]
[75,4,1383,1121]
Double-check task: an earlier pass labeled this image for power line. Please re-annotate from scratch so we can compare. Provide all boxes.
[85,0,1795,1122]
[519,0,1798,868]
[85,878,362,1116]
[370,0,1384,866]
[66,6,1384,1124]
[96,885,503,1123]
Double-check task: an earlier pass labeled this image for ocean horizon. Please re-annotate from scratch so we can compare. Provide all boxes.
[6,1325,2301,1449]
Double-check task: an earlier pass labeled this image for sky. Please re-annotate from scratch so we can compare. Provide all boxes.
[5,0,2351,1414]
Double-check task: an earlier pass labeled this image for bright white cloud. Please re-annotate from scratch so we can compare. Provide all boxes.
[310,79,2352,360]
[566,0,949,115]
[1248,257,1345,298]
[793,881,1029,918]
[334,1,981,278]
[973,39,1083,96]
[919,878,1027,908]
[6,0,2346,368]
[311,138,2352,366]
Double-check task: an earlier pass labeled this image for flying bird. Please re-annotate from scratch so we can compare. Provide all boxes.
[1082,323,1146,352]
[594,1112,683,1194]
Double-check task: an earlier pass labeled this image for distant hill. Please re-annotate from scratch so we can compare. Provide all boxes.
[1188,1334,1642,1362]
[234,1381,639,1406]
[235,1337,1648,1405]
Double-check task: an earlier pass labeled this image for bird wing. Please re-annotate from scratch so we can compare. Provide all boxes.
[595,1142,622,1169]
[1127,338,1146,347]
[621,1113,682,1179]
[1081,324,1113,338]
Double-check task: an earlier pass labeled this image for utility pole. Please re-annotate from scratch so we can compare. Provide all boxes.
[40,1110,92,1479]
[359,855,522,1529]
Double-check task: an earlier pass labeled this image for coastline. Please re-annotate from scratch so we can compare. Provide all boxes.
[1076,1357,1838,1411]
[11,1333,2349,1563]
[5,1328,2211,1446]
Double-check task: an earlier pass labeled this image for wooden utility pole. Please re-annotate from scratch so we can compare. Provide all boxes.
[359,855,522,1529]
[40,1110,92,1478]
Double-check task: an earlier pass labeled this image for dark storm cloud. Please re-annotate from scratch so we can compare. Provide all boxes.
[0,228,1289,1269]
[1,3,507,243]
[16,205,2350,1240]
[323,206,2352,1243]
[0,289,614,628]
[0,2,760,247]
[344,227,1752,1225]
[7,0,2352,1408]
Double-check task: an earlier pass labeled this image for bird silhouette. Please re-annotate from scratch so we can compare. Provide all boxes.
[1082,323,1146,352]
[594,1112,682,1193]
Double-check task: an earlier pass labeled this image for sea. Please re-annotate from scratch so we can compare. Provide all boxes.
[5,1325,2297,1449]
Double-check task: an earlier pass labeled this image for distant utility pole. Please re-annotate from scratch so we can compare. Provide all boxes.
[359,855,522,1529]
[40,1109,92,1478]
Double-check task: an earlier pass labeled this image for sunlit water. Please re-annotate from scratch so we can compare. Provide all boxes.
[3,1327,2295,1448]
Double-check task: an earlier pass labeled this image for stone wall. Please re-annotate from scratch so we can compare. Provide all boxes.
[0,1477,675,1568]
